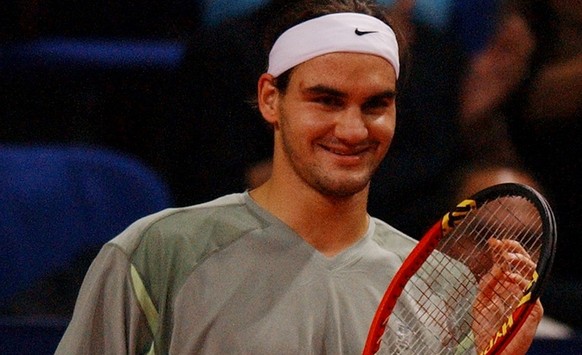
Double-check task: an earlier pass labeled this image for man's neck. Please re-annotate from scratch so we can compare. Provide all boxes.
[249,179,370,257]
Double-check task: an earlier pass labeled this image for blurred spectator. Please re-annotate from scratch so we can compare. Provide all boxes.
[452,0,582,328]
[445,162,542,204]
[509,0,582,328]
[458,0,536,166]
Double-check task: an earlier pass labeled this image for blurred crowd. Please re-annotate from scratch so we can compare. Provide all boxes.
[1,0,581,329]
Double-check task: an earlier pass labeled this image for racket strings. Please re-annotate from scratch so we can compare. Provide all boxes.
[377,195,544,354]
[445,196,543,352]
[443,196,542,276]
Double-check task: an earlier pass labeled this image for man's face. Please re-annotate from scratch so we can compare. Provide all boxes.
[265,52,397,197]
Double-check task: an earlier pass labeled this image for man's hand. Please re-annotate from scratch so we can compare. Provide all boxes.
[472,238,542,354]
[499,300,543,355]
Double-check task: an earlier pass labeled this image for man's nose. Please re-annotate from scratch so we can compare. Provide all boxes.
[333,107,368,143]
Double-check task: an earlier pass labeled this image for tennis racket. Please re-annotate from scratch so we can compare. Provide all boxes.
[363,183,556,355]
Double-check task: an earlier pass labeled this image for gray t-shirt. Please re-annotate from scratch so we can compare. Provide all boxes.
[56,192,418,354]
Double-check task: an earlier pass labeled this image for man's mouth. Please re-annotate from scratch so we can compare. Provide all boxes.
[321,144,373,156]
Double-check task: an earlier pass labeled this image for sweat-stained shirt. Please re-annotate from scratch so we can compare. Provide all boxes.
[56,192,471,354]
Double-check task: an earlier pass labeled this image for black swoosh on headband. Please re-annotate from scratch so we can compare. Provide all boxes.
[355,28,379,36]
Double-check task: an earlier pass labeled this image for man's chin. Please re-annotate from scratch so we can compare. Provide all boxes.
[315,179,370,199]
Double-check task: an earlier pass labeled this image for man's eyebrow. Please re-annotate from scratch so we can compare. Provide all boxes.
[368,89,398,101]
[302,84,397,99]
[302,84,347,97]
[370,89,397,100]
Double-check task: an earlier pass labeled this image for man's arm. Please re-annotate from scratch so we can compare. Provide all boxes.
[55,244,153,354]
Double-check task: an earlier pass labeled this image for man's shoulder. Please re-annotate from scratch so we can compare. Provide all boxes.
[371,217,418,261]
[108,193,264,262]
[100,193,268,298]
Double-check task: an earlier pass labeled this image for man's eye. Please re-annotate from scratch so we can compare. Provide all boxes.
[362,98,393,114]
[314,96,342,107]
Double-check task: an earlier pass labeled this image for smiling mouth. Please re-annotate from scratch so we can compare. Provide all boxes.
[329,148,360,156]
[322,145,372,157]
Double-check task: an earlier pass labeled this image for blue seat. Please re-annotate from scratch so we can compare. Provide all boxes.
[0,145,173,306]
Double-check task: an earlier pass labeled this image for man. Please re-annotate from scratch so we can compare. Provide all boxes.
[57,1,542,353]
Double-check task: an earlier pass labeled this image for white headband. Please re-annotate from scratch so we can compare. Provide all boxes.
[267,13,400,78]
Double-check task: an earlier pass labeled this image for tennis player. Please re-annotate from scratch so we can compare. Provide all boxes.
[57,1,542,353]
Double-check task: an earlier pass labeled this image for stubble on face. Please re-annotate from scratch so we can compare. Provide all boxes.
[277,104,383,198]
[267,52,397,200]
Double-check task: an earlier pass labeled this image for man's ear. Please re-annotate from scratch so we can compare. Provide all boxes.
[258,73,280,125]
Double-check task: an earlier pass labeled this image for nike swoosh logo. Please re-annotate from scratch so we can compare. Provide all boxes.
[355,28,378,36]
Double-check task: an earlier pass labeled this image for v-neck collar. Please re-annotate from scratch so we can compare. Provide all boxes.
[243,191,375,271]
